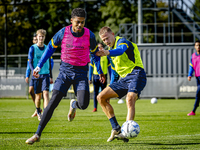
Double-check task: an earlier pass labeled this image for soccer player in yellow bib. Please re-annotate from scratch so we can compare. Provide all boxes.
[96,26,147,142]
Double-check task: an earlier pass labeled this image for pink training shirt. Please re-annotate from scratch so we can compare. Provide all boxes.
[192,52,200,77]
[61,25,90,66]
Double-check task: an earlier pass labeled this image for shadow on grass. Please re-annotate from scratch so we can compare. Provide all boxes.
[147,142,200,146]
[0,131,92,134]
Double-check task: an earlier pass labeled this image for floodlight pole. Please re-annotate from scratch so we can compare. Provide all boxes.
[138,0,143,44]
[4,4,8,78]
[168,0,171,43]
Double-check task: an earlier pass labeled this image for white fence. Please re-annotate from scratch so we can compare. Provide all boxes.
[0,44,197,99]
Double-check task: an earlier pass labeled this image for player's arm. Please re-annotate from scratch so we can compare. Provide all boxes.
[89,58,94,84]
[49,58,53,84]
[89,31,103,75]
[28,46,35,72]
[89,31,105,83]
[36,27,65,71]
[25,59,31,83]
[97,39,129,57]
[50,57,54,70]
[108,39,129,56]
[188,56,194,81]
[26,60,31,78]
[49,58,53,78]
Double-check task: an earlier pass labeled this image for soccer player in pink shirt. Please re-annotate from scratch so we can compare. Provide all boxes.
[187,40,200,116]
[25,8,105,145]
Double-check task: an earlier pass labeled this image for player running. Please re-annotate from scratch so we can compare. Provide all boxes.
[25,8,105,145]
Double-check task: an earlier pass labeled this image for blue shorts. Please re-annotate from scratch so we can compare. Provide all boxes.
[109,67,147,99]
[29,78,34,87]
[53,61,89,96]
[33,74,50,94]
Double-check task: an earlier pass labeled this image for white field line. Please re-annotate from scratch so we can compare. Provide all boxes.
[1,134,200,140]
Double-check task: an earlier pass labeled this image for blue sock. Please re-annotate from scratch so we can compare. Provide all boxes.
[109,116,120,131]
[36,125,41,136]
[36,107,41,114]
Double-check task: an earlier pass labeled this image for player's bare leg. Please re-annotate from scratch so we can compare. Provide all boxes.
[97,87,128,142]
[42,90,49,108]
[97,86,117,119]
[29,86,35,103]
[29,86,37,117]
[126,92,138,121]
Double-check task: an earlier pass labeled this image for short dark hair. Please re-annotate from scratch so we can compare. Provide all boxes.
[195,40,200,45]
[71,8,86,18]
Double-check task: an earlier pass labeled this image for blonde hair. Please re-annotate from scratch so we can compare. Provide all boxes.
[36,29,46,36]
[99,26,112,36]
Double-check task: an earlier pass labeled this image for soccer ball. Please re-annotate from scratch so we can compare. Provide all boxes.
[121,120,140,138]
[151,97,157,104]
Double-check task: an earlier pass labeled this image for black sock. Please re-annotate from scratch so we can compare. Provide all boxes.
[36,107,41,114]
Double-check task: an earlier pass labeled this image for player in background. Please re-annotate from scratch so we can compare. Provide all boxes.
[187,40,200,116]
[25,33,38,117]
[25,8,105,145]
[25,33,54,118]
[96,26,146,142]
[28,29,53,121]
[89,43,112,112]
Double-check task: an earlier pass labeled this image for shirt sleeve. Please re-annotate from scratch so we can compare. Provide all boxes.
[109,38,129,56]
[25,60,31,78]
[49,58,53,78]
[89,31,103,74]
[50,57,54,70]
[28,46,35,71]
[89,58,94,81]
[37,27,65,68]
[188,55,194,77]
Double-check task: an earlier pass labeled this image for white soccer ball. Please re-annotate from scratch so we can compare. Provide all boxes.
[121,120,140,138]
[151,97,157,104]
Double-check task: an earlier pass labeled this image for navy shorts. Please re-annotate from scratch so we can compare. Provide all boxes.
[53,61,89,96]
[33,74,50,94]
[29,78,34,87]
[109,67,147,99]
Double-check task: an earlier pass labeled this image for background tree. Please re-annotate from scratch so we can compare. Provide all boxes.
[96,0,155,42]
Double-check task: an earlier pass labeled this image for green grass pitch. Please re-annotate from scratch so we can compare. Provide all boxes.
[0,98,200,150]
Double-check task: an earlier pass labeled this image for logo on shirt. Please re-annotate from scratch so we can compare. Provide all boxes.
[66,44,84,49]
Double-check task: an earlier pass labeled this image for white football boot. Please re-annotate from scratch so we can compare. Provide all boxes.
[25,134,40,145]
[68,99,77,122]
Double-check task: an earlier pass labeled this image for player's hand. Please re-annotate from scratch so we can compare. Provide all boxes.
[33,66,40,78]
[188,76,191,81]
[50,78,53,84]
[96,48,110,57]
[100,48,110,56]
[25,77,29,83]
[95,51,104,56]
[89,80,92,84]
[99,74,106,84]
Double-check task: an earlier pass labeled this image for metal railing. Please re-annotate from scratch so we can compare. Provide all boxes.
[116,22,200,44]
